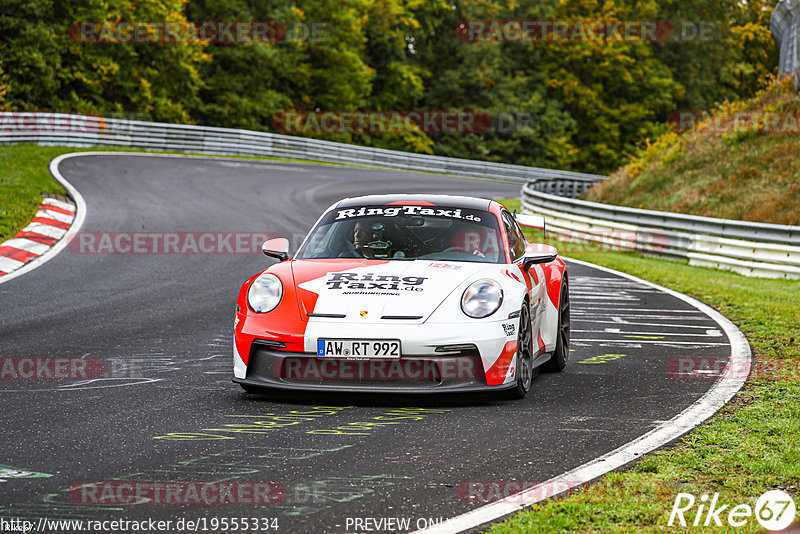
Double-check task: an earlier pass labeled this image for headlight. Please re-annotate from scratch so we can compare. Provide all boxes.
[247,273,283,313]
[461,279,503,318]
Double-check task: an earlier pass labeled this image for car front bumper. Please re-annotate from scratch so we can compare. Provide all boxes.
[234,316,524,392]
[235,344,521,393]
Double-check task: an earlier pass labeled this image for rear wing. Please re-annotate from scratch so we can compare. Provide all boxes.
[515,213,546,238]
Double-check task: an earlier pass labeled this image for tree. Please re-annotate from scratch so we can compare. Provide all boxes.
[0,0,206,122]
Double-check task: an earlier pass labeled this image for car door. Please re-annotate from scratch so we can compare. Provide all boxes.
[501,210,545,330]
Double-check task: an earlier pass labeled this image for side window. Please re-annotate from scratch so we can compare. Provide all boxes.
[501,211,526,260]
[511,217,527,251]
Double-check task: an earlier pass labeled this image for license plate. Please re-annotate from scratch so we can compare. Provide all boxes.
[317,339,401,359]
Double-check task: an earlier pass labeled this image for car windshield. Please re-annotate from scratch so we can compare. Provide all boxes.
[296,204,504,263]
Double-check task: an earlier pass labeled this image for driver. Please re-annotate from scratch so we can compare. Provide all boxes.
[352,219,407,259]
[353,219,377,258]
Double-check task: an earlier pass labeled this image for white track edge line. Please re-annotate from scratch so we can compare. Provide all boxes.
[0,150,260,285]
[0,153,87,285]
[1,153,754,533]
[413,256,752,534]
[0,149,517,284]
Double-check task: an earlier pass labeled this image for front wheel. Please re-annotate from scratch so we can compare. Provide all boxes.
[500,300,534,400]
[542,277,570,373]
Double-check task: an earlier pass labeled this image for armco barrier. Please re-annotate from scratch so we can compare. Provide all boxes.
[3,111,797,279]
[521,181,800,279]
[525,174,599,198]
[0,112,604,186]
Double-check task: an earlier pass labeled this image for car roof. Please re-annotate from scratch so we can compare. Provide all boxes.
[335,194,494,211]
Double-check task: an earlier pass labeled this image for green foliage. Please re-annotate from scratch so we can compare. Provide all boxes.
[0,0,206,121]
[586,80,800,225]
[489,218,800,533]
[650,0,778,112]
[0,0,780,173]
[0,64,9,111]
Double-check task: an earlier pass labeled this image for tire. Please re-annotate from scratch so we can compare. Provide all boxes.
[500,300,534,400]
[542,277,570,373]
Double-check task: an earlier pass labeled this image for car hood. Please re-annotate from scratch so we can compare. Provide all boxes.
[291,258,494,323]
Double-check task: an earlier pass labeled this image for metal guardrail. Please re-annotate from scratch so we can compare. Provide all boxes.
[4,111,795,278]
[0,112,605,185]
[521,184,800,279]
[525,176,599,199]
[772,0,800,89]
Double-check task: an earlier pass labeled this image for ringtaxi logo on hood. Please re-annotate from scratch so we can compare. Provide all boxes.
[325,272,427,291]
[335,205,481,221]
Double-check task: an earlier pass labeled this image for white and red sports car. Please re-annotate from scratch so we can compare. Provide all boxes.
[233,195,569,398]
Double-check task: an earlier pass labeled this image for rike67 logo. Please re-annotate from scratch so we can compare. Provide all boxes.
[668,490,796,530]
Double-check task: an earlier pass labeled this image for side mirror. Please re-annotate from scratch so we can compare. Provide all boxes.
[516,214,546,239]
[262,238,290,262]
[522,244,558,270]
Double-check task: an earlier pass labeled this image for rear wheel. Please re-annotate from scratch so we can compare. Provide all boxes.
[501,300,534,399]
[542,278,570,373]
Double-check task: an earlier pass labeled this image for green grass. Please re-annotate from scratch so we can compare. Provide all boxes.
[0,145,71,243]
[2,146,797,531]
[491,198,800,532]
[0,143,517,244]
[584,79,800,226]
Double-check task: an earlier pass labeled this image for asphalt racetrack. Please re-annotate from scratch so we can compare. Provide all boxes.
[0,154,736,533]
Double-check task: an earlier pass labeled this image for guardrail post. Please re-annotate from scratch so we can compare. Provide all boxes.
[772,0,800,88]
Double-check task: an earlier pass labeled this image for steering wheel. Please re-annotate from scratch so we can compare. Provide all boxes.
[441,246,486,258]
[440,246,471,254]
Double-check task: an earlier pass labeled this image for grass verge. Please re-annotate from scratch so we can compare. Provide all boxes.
[491,198,800,533]
[0,143,516,244]
[2,146,797,530]
[0,145,71,243]
[0,144,376,243]
[584,79,800,225]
